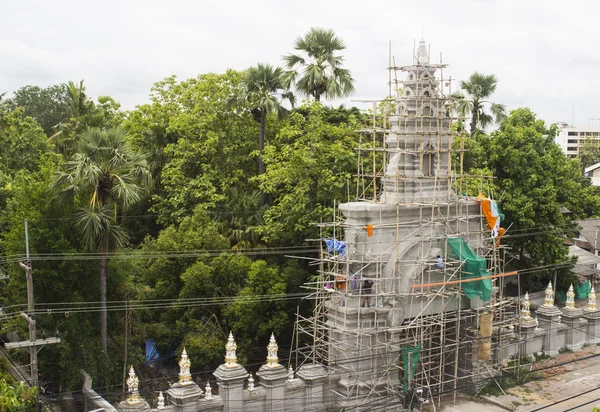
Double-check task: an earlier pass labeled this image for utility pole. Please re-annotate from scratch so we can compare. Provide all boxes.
[6,219,60,405]
[21,219,37,389]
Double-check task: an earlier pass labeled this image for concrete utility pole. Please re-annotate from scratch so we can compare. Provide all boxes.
[6,220,60,398]
[21,219,37,388]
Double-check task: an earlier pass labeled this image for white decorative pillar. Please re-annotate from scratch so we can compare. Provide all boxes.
[584,286,600,344]
[297,364,328,412]
[167,348,203,412]
[519,292,538,356]
[257,334,288,412]
[214,332,249,412]
[562,284,585,351]
[536,281,563,355]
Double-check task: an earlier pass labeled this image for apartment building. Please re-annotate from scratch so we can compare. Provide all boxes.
[556,122,600,158]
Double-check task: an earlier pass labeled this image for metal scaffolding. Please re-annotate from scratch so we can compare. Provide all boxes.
[294,39,521,411]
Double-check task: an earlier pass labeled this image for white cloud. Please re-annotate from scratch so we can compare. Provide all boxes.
[1,0,598,125]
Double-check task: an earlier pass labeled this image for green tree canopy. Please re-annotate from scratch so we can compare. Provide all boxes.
[258,103,361,245]
[486,108,599,283]
[5,84,71,136]
[132,71,260,225]
[0,107,52,175]
[579,136,600,170]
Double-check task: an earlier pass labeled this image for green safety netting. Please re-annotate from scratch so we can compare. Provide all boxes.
[557,281,591,303]
[576,281,592,299]
[401,344,421,391]
[447,238,492,302]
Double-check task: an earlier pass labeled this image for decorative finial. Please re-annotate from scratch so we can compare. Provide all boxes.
[521,292,532,319]
[157,391,165,410]
[225,331,238,367]
[565,284,576,310]
[205,381,212,400]
[266,333,280,367]
[588,286,597,311]
[178,347,192,385]
[248,373,255,391]
[543,281,555,307]
[126,365,141,404]
[288,365,294,381]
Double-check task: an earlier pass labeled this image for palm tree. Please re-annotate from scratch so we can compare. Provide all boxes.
[227,63,295,176]
[213,187,266,250]
[283,27,355,103]
[51,127,152,352]
[50,80,97,155]
[452,72,506,135]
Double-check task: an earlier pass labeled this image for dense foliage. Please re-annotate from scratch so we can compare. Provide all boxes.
[0,29,598,409]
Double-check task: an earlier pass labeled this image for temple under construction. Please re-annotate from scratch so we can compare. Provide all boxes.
[80,38,600,412]
[295,38,519,410]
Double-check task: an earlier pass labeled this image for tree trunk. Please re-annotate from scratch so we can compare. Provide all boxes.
[100,256,108,352]
[259,111,266,176]
[470,106,478,136]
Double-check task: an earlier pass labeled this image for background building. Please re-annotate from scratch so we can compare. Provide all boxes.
[556,122,600,159]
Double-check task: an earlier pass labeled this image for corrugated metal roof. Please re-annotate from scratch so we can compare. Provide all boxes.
[576,218,600,249]
[569,245,600,265]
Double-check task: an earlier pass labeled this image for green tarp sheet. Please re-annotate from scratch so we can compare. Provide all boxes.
[447,238,492,302]
[401,344,421,391]
[558,281,591,303]
[576,280,592,299]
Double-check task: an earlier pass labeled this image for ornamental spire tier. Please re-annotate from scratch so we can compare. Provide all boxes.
[178,348,193,385]
[205,381,212,400]
[126,365,141,404]
[225,331,238,367]
[266,333,280,367]
[565,284,576,310]
[157,391,165,410]
[542,281,555,308]
[588,286,598,311]
[521,292,532,319]
[416,38,429,65]
[247,373,255,391]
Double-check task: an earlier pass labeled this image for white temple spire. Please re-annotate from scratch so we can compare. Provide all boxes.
[565,284,576,310]
[157,391,165,410]
[225,331,238,367]
[266,333,280,367]
[521,292,532,319]
[588,286,597,311]
[247,373,255,391]
[205,381,213,400]
[542,281,555,307]
[178,347,193,385]
[126,365,141,404]
[416,38,429,65]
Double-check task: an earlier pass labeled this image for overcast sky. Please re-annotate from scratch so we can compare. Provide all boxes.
[2,0,599,127]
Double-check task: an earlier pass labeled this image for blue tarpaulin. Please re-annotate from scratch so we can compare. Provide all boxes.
[145,338,160,363]
[324,238,347,257]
